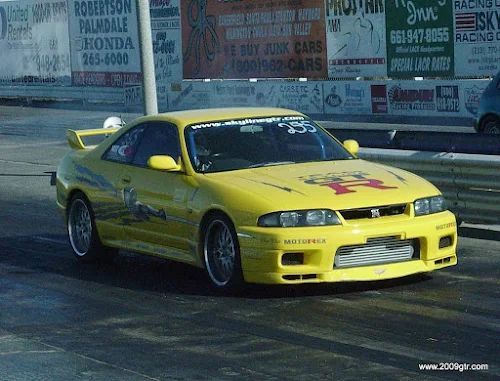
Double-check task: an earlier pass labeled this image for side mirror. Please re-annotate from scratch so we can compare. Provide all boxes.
[148,155,181,171]
[343,139,359,155]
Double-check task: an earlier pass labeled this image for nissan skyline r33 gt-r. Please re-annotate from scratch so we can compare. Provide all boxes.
[56,107,457,289]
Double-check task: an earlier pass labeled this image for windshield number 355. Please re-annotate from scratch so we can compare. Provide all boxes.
[278,121,317,134]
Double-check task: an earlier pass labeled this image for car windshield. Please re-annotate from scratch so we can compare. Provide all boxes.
[185,115,354,173]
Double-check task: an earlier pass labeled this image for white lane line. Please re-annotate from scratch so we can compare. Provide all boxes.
[0,159,57,167]
[0,141,66,149]
[33,236,67,245]
[0,350,59,356]
[40,342,162,380]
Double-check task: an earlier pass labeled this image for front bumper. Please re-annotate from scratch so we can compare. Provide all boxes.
[237,211,457,285]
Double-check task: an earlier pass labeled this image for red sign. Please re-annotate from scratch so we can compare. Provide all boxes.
[371,84,388,114]
[72,71,141,87]
[181,0,327,79]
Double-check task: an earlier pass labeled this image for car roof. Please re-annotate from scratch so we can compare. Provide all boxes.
[132,107,305,128]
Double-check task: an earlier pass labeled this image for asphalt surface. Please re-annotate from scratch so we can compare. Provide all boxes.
[0,105,498,380]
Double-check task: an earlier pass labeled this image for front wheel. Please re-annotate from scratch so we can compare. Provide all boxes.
[480,115,500,134]
[67,192,117,262]
[203,214,243,289]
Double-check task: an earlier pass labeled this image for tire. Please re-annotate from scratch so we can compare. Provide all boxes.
[480,115,500,134]
[67,192,117,262]
[202,214,243,289]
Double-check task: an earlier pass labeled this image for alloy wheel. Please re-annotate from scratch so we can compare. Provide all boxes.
[204,219,237,286]
[68,199,92,256]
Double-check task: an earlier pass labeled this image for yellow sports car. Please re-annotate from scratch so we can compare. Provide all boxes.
[56,107,457,289]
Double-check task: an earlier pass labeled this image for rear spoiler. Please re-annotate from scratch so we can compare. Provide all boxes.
[66,128,121,150]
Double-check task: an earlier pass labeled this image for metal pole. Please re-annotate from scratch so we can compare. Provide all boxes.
[136,0,158,115]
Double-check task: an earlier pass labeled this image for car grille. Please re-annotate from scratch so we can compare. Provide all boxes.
[334,236,418,268]
[339,204,407,220]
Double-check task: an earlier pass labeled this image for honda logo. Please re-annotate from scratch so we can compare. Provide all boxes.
[371,209,381,218]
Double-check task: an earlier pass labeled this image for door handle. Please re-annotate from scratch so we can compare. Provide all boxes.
[121,175,132,183]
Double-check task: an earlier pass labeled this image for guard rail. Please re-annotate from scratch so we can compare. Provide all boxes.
[331,129,500,155]
[358,148,500,225]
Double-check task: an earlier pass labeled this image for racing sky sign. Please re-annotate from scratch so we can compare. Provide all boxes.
[181,0,328,79]
[67,0,141,87]
[454,0,500,76]
[386,0,454,78]
[325,0,387,78]
[0,0,70,86]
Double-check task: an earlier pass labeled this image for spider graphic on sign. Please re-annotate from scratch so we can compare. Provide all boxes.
[183,0,220,75]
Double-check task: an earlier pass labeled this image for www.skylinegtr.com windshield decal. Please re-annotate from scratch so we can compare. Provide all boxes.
[190,116,305,130]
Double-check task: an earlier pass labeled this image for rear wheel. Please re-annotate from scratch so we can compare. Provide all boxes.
[480,115,500,134]
[202,214,243,289]
[67,192,117,262]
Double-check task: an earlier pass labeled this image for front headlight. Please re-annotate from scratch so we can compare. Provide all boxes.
[414,196,446,216]
[258,209,341,227]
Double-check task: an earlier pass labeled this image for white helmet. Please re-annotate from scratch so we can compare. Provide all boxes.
[103,116,125,129]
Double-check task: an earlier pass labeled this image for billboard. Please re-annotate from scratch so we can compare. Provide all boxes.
[387,81,435,115]
[150,0,182,108]
[323,81,371,114]
[454,0,500,77]
[0,0,71,86]
[325,0,387,78]
[386,0,454,78]
[68,0,141,87]
[181,0,328,79]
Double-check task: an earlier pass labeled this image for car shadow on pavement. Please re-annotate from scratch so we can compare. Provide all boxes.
[0,234,437,300]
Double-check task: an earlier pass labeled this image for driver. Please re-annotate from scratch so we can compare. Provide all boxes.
[193,134,212,171]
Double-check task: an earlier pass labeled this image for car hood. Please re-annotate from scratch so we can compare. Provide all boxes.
[206,159,440,210]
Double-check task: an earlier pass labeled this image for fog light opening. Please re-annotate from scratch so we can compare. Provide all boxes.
[412,239,421,259]
[283,275,301,281]
[435,256,453,266]
[302,274,317,280]
[439,235,453,249]
[282,252,304,266]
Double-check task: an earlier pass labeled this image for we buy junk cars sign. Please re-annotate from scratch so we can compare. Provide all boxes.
[181,0,328,79]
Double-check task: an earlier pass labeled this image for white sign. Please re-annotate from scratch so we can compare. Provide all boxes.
[273,82,324,114]
[169,82,214,110]
[67,0,141,87]
[454,1,500,77]
[124,84,142,107]
[325,0,387,78]
[461,80,489,117]
[150,0,182,110]
[0,0,71,86]
[323,81,371,114]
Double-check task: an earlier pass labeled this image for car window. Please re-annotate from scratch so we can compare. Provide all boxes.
[185,115,354,173]
[104,124,146,164]
[132,122,181,167]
